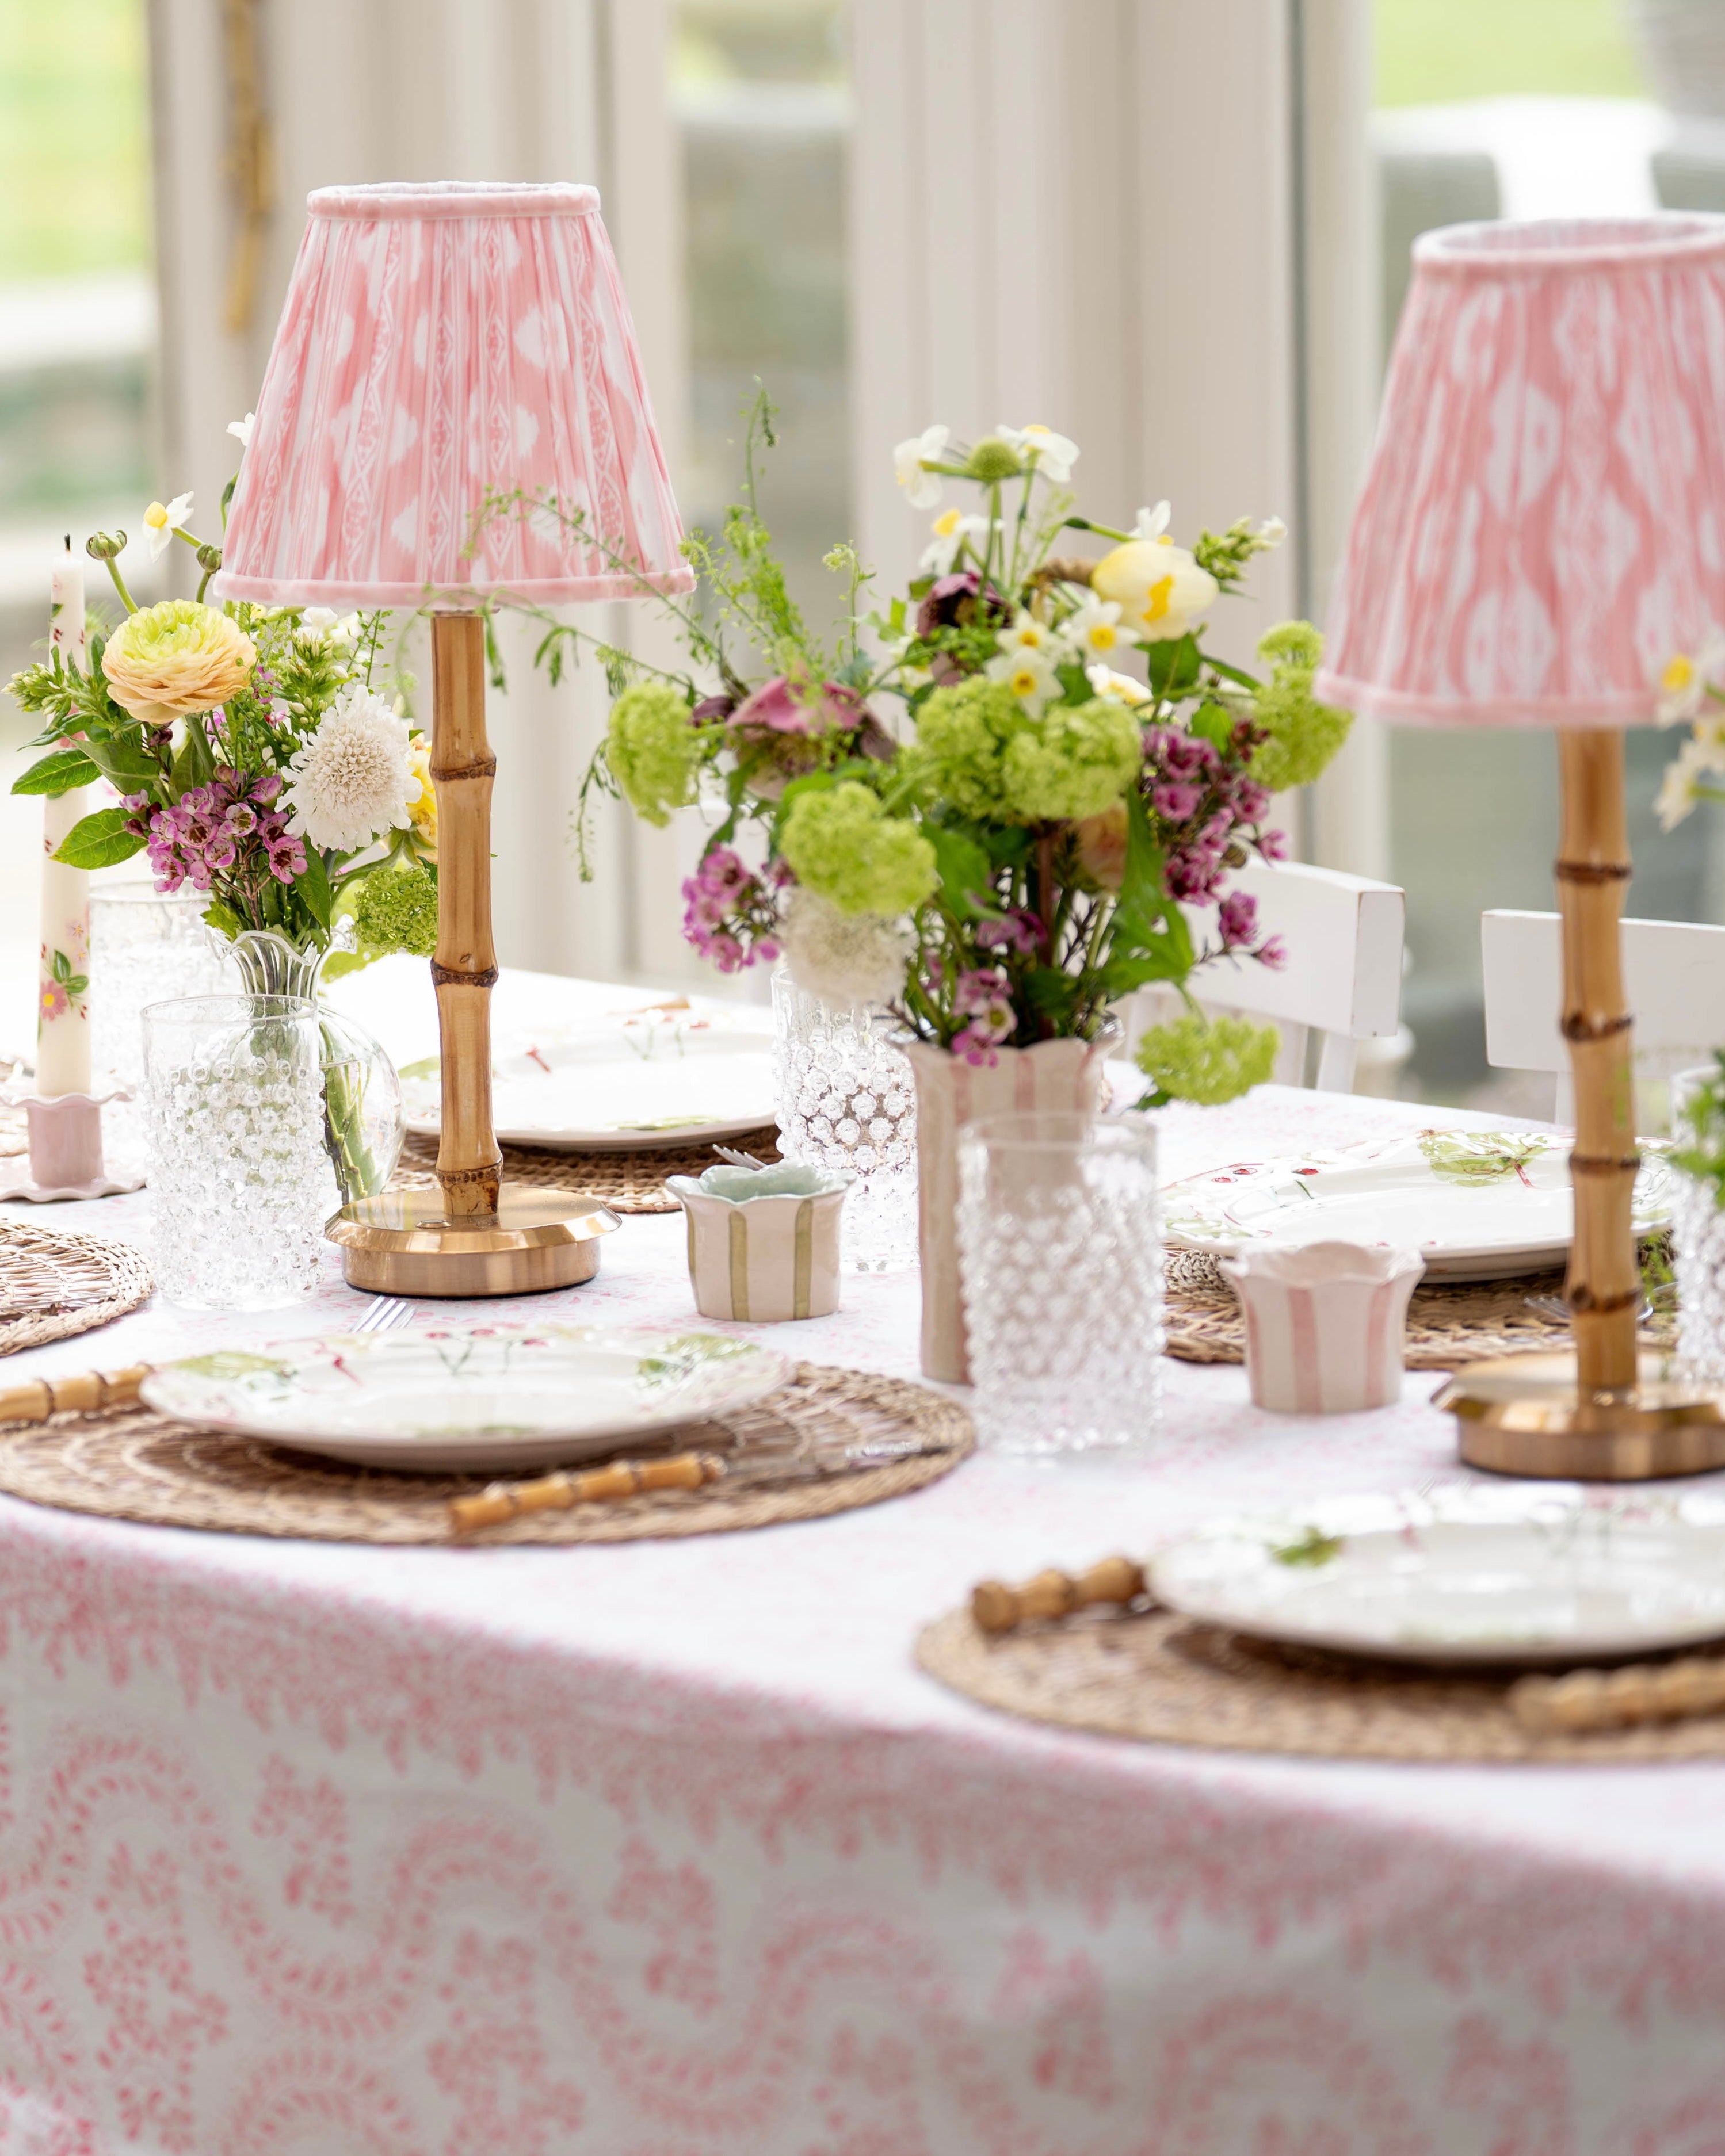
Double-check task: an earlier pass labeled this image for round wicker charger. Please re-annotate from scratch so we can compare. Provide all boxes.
[0,1220,152,1357]
[917,1605,1725,1764]
[1162,1248,1673,1370]
[0,1361,971,1544]
[391,1126,783,1215]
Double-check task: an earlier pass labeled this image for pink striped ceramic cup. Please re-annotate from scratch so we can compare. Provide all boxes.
[1220,1241,1425,1415]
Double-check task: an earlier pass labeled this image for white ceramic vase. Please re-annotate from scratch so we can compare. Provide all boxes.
[900,1026,1120,1383]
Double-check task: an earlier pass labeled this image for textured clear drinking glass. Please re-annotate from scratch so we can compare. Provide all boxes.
[957,1110,1163,1454]
[90,881,238,1090]
[1670,1065,1725,1382]
[142,995,331,1310]
[772,970,918,1271]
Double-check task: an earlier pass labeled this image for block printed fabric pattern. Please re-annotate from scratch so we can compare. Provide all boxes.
[5,1079,1725,2151]
[212,182,694,610]
[1317,215,1725,727]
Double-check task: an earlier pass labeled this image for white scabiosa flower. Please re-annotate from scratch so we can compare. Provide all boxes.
[283,683,417,853]
[780,886,914,1010]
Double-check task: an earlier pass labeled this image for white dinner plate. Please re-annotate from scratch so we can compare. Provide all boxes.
[399,1001,778,1152]
[1150,1486,1725,1666]
[140,1322,792,1473]
[1161,1129,1673,1281]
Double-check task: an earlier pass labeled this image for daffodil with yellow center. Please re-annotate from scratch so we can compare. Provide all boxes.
[984,644,1058,716]
[1067,595,1129,657]
[142,491,194,564]
[1090,534,1220,644]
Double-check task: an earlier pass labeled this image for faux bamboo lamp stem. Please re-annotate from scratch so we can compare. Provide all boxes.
[323,614,620,1297]
[429,613,503,1219]
[1437,730,1725,1481]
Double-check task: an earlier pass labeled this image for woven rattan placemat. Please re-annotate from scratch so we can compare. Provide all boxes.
[1163,1247,1674,1370]
[0,1360,971,1543]
[0,1219,152,1357]
[917,1604,1725,1764]
[391,1126,783,1215]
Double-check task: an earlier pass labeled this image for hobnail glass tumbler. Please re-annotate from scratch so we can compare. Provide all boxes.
[1670,1064,1725,1382]
[772,971,918,1271]
[142,995,331,1310]
[956,1110,1163,1453]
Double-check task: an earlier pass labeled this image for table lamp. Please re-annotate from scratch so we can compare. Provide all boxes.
[1316,213,1725,1480]
[211,182,693,1295]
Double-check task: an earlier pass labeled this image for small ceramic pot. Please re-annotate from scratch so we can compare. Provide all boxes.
[667,1163,853,1322]
[1220,1240,1423,1413]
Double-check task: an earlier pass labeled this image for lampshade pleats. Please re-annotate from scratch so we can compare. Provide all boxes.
[1317,216,1725,727]
[212,182,694,609]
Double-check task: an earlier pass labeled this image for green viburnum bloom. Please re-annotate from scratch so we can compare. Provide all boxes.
[778,781,938,917]
[1135,1012,1279,1107]
[913,678,1140,826]
[606,682,702,827]
[353,862,438,958]
[1247,620,1352,794]
[1000,696,1142,824]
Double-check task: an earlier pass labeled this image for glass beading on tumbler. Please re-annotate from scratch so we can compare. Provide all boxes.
[143,995,331,1310]
[1673,1172,1725,1382]
[772,971,918,1271]
[957,1110,1163,1453]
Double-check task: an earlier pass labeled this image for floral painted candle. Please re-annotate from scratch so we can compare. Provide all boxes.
[37,544,92,1096]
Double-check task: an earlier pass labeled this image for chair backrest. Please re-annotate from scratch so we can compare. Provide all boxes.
[1125,858,1406,1092]
[1482,909,1725,1123]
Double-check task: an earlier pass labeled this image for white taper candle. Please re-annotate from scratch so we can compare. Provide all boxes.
[37,542,93,1098]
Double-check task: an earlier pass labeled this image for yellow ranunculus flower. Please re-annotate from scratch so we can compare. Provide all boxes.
[406,738,437,856]
[101,599,257,724]
[1091,538,1221,645]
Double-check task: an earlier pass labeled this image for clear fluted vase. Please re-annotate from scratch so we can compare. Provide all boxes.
[224,928,404,1204]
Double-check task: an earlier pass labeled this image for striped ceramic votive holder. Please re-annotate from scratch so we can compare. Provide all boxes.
[667,1163,854,1323]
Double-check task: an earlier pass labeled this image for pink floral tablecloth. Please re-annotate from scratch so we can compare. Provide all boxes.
[1,1029,1718,2154]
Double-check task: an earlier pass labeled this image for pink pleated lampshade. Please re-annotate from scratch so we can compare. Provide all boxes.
[1315,215,1725,727]
[210,182,694,609]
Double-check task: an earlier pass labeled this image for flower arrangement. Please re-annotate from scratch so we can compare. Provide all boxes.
[1656,632,1725,831]
[7,439,438,981]
[489,397,1352,1107]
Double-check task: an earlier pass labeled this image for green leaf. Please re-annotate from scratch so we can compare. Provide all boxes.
[203,899,243,942]
[1146,635,1201,700]
[83,732,163,792]
[169,723,215,797]
[1188,700,1235,752]
[1020,966,1081,1027]
[52,808,145,869]
[1205,655,1260,691]
[11,747,100,797]
[928,825,993,918]
[294,847,334,931]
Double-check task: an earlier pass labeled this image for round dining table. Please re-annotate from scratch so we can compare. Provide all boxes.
[0,962,1713,2155]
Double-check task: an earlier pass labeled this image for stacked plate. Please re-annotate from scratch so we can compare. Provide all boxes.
[1161,1127,1674,1282]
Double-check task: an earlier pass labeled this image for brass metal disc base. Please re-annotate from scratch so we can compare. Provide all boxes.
[325,1183,620,1298]
[1437,1351,1725,1481]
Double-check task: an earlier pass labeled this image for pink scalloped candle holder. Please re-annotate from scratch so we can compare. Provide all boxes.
[0,1092,144,1203]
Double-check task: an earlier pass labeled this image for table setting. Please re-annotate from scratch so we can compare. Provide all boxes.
[7,184,1725,2153]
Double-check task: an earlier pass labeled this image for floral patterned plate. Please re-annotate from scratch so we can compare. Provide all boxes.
[398,1003,778,1152]
[1151,1485,1725,1666]
[1161,1129,1674,1281]
[141,1323,793,1473]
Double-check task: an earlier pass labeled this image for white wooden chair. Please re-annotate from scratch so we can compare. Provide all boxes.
[1124,858,1406,1093]
[1482,909,1725,1127]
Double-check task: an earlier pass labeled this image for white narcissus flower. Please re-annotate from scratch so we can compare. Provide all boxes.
[997,423,1079,482]
[1132,500,1171,541]
[1086,661,1151,706]
[894,424,950,511]
[141,490,194,564]
[1656,720,1725,831]
[1090,536,1220,644]
[283,683,418,853]
[919,507,989,576]
[227,412,256,449]
[997,611,1068,660]
[780,886,915,1010]
[985,644,1058,716]
[1257,515,1288,548]
[1066,594,1131,660]
[1657,629,1725,723]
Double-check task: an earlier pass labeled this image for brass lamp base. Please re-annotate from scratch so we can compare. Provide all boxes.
[326,1184,620,1298]
[1436,1351,1725,1481]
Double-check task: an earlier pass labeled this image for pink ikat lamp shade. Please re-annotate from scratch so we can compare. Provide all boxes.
[1314,215,1725,728]
[210,181,694,609]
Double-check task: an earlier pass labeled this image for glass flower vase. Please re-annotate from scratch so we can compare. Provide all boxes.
[1673,1169,1725,1383]
[772,970,918,1272]
[224,928,404,1204]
